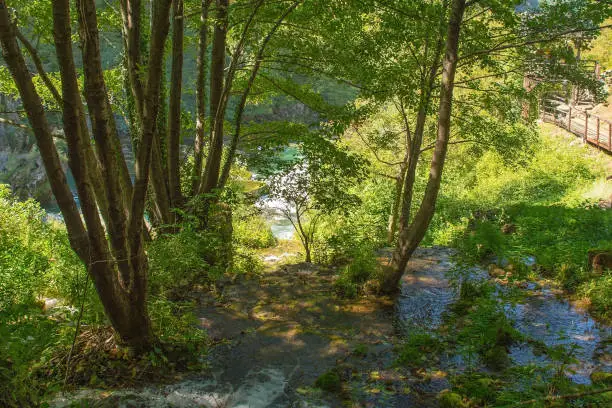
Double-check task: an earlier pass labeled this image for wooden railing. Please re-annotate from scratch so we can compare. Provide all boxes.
[541,103,612,154]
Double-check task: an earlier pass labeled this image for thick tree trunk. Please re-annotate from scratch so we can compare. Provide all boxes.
[167,0,184,209]
[0,1,89,261]
[384,0,467,293]
[127,0,173,257]
[1,0,157,351]
[191,0,211,195]
[200,0,228,194]
[77,0,133,282]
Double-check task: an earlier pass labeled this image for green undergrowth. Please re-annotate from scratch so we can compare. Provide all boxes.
[0,186,212,406]
[427,125,612,322]
[395,273,612,407]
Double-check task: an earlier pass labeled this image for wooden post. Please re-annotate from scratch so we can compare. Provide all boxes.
[609,122,611,151]
[568,106,572,131]
[596,117,600,148]
[584,112,588,142]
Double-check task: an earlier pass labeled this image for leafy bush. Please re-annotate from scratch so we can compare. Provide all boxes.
[0,185,55,311]
[148,297,208,355]
[232,245,265,276]
[333,245,380,298]
[314,178,391,265]
[578,272,612,322]
[148,227,221,298]
[233,208,276,249]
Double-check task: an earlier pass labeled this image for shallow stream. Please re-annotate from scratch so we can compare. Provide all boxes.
[53,247,611,407]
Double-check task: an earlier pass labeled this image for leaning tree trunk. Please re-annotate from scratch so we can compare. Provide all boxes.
[383,0,467,293]
[1,0,173,351]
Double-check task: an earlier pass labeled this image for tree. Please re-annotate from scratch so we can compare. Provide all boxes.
[0,0,172,351]
[267,164,317,262]
[263,0,610,292]
[267,134,365,263]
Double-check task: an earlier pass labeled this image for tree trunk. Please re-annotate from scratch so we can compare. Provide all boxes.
[191,0,211,195]
[0,2,89,261]
[127,0,173,256]
[200,0,228,194]
[387,165,406,244]
[383,0,467,293]
[167,0,184,209]
[120,0,144,116]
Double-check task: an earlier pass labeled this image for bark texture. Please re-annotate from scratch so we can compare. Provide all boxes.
[384,0,467,293]
[200,0,228,194]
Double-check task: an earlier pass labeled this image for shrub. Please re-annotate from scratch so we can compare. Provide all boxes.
[233,210,276,249]
[333,246,379,298]
[578,272,612,322]
[232,245,264,276]
[148,228,221,298]
[315,370,342,393]
[0,185,53,311]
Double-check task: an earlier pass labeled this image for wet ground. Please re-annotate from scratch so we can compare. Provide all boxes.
[53,247,611,407]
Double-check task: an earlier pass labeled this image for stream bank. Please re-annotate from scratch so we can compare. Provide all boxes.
[52,247,611,407]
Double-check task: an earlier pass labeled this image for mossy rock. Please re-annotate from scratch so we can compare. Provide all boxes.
[587,249,612,273]
[459,376,497,403]
[438,390,467,408]
[315,370,342,393]
[591,371,612,385]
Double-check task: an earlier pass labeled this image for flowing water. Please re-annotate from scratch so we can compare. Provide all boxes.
[52,246,611,407]
[395,247,611,385]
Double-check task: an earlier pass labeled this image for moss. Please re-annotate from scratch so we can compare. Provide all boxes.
[483,345,511,370]
[353,343,368,357]
[438,390,467,408]
[591,371,612,385]
[315,370,342,393]
[454,374,498,404]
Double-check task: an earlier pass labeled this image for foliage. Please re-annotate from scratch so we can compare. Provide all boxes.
[423,126,612,319]
[232,245,265,276]
[395,332,442,368]
[314,178,391,265]
[333,246,380,299]
[451,279,522,371]
[0,185,54,310]
[232,205,276,249]
[148,227,220,298]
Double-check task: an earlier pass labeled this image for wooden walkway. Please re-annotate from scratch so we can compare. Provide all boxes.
[541,103,612,154]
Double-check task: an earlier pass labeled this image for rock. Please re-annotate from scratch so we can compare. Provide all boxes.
[488,264,506,278]
[587,249,612,273]
[43,298,60,312]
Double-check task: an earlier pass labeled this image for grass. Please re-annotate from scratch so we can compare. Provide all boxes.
[428,123,612,322]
